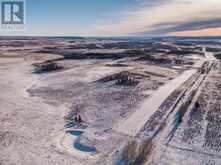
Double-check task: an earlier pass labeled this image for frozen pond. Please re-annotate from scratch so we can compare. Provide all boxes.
[67,130,83,136]
[74,141,97,153]
[67,130,97,153]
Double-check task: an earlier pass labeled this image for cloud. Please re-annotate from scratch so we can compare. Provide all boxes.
[168,27,221,36]
[94,0,221,36]
[140,19,221,35]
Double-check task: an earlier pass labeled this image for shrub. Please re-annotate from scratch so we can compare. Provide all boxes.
[121,139,153,165]
[33,62,63,73]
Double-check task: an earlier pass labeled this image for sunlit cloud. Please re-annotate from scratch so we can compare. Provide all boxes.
[94,0,221,36]
[168,27,221,36]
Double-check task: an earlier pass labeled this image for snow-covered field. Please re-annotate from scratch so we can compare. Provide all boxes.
[1,37,221,165]
[148,61,221,165]
[114,56,204,136]
[0,58,83,165]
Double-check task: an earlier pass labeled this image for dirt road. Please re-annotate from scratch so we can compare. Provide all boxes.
[114,49,217,137]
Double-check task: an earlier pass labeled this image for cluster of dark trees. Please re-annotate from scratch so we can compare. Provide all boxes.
[33,62,63,73]
[115,74,139,86]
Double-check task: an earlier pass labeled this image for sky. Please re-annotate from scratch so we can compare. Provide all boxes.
[1,0,221,36]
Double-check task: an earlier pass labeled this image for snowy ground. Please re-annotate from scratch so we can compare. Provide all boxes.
[144,52,221,165]
[1,37,220,165]
[148,62,221,165]
[114,56,204,136]
[0,46,179,164]
[0,58,84,165]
